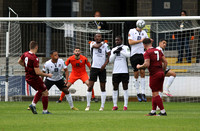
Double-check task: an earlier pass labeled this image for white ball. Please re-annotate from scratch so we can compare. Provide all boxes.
[136,19,145,29]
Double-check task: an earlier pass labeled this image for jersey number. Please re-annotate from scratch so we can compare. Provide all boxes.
[25,57,28,67]
[154,51,159,61]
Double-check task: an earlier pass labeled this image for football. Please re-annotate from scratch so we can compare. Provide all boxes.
[136,19,145,29]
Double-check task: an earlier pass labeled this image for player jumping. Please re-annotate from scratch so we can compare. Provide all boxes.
[156,39,176,97]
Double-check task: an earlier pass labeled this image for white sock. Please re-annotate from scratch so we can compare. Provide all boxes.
[43,110,47,113]
[151,110,156,113]
[141,78,145,94]
[124,90,128,107]
[134,79,140,94]
[166,76,175,91]
[31,101,36,107]
[66,93,74,108]
[161,109,166,113]
[112,90,118,107]
[159,92,163,98]
[86,91,92,107]
[101,92,106,108]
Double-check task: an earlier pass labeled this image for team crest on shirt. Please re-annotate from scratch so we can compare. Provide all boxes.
[80,60,82,63]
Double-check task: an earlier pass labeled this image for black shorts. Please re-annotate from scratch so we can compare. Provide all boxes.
[45,78,67,90]
[89,68,106,83]
[112,73,129,83]
[130,54,144,72]
[165,68,170,75]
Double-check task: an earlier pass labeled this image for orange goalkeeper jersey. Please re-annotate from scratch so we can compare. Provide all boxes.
[65,55,91,76]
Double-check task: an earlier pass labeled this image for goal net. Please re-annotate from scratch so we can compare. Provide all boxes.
[1,17,200,102]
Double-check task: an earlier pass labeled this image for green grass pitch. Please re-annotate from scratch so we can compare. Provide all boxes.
[0,101,199,131]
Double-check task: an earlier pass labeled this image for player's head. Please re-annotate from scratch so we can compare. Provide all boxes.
[115,35,123,46]
[29,41,38,52]
[94,11,101,17]
[143,38,152,49]
[94,33,102,43]
[181,10,187,16]
[136,19,145,29]
[74,47,81,56]
[50,50,59,61]
[159,39,167,49]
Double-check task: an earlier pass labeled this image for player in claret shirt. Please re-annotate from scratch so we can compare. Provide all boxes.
[137,38,168,116]
[18,41,52,114]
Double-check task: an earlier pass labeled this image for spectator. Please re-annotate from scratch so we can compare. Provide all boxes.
[174,10,194,63]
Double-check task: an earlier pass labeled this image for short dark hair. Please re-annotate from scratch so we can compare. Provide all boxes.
[50,50,57,55]
[143,38,151,45]
[115,35,123,40]
[181,10,187,15]
[29,41,38,49]
[159,39,167,43]
[74,47,80,50]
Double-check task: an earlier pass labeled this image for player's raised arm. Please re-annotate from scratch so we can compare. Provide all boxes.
[120,46,131,58]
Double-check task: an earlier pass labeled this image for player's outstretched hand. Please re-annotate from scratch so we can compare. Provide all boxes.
[48,73,53,78]
[136,64,141,69]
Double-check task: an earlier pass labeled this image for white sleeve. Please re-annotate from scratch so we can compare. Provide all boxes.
[128,29,134,40]
[120,46,131,58]
[90,41,95,51]
[109,49,116,63]
[61,59,67,69]
[145,31,148,38]
[105,43,111,53]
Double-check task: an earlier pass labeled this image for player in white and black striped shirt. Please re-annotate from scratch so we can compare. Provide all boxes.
[109,36,130,111]
[156,39,176,97]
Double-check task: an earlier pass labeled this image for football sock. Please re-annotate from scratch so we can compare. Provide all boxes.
[59,92,65,101]
[86,91,92,107]
[155,95,164,110]
[124,90,128,107]
[113,90,118,107]
[151,110,156,114]
[42,96,48,110]
[66,93,74,108]
[134,79,140,94]
[92,89,95,99]
[141,78,145,94]
[101,92,106,108]
[33,91,42,105]
[152,96,157,110]
[31,101,36,107]
[166,76,175,90]
[161,109,166,114]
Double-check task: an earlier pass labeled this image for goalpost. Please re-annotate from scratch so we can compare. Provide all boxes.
[0,16,200,102]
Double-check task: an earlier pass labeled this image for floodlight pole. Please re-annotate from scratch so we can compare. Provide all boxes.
[46,0,52,57]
